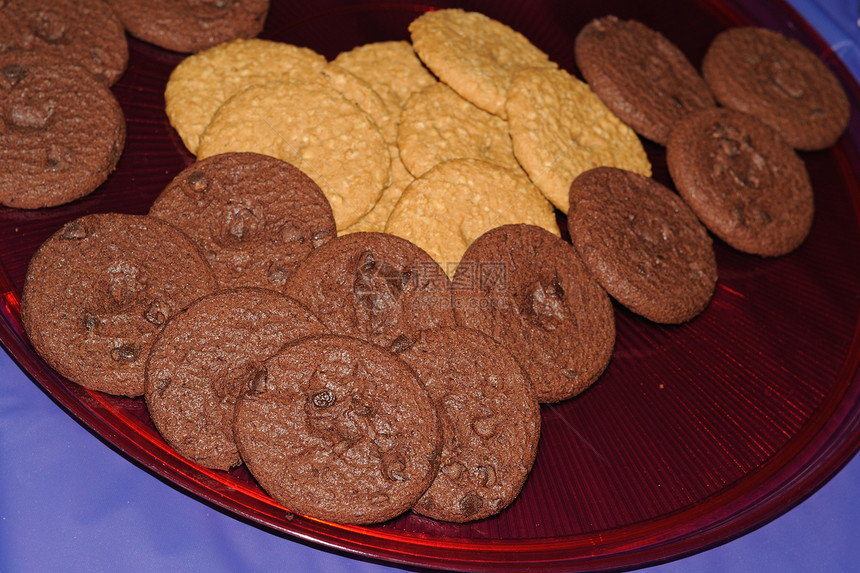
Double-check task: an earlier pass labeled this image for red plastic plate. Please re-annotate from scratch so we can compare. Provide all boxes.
[2,1,860,571]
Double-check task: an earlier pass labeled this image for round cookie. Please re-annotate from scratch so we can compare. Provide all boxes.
[0,0,129,86]
[233,334,442,524]
[397,82,521,178]
[568,167,718,324]
[149,152,336,289]
[702,26,850,151]
[332,41,438,125]
[21,213,218,397]
[451,224,615,403]
[165,38,328,155]
[409,9,556,118]
[145,287,327,471]
[281,232,455,348]
[506,66,652,213]
[574,15,716,145]
[666,107,814,256]
[0,51,126,209]
[197,79,390,231]
[322,63,397,144]
[393,326,540,522]
[341,144,414,234]
[104,0,269,54]
[384,158,559,277]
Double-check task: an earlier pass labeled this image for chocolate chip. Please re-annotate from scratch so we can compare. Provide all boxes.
[312,390,336,409]
[82,311,97,332]
[1,65,26,87]
[59,220,88,240]
[459,493,483,516]
[186,171,208,193]
[389,334,414,354]
[143,299,168,326]
[311,229,333,248]
[110,344,138,362]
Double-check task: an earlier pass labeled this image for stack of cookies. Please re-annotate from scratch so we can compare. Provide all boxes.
[18,7,851,527]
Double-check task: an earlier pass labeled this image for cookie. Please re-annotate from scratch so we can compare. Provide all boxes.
[568,167,717,324]
[0,0,129,86]
[0,51,126,209]
[149,152,336,289]
[332,41,437,125]
[506,66,652,213]
[104,0,269,54]
[341,144,414,234]
[165,39,327,155]
[384,158,559,277]
[322,63,397,144]
[145,287,327,471]
[702,26,850,151]
[451,224,615,403]
[281,232,455,348]
[574,15,716,145]
[397,82,520,178]
[197,79,390,231]
[409,9,556,118]
[233,334,442,524]
[393,326,540,522]
[666,107,814,256]
[21,213,218,397]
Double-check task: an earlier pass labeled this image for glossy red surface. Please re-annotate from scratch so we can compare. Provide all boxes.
[1,1,859,571]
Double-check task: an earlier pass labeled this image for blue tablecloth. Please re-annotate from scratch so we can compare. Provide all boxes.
[2,1,859,571]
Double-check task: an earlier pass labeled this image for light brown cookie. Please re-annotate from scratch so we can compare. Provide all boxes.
[322,63,397,143]
[341,145,414,234]
[164,38,328,155]
[384,158,559,276]
[409,9,556,118]
[397,82,520,178]
[506,66,652,213]
[234,334,442,524]
[332,40,437,123]
[197,79,390,231]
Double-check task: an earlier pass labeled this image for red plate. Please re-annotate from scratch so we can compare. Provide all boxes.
[2,1,859,571]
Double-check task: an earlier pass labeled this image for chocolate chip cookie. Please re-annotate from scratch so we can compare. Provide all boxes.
[0,51,125,209]
[145,287,327,470]
[451,224,615,402]
[393,326,540,522]
[568,167,718,324]
[21,213,218,397]
[281,232,455,348]
[234,334,442,524]
[149,152,336,289]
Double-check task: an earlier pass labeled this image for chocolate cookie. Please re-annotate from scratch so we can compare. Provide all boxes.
[234,334,442,524]
[145,287,327,470]
[149,152,336,289]
[0,51,126,209]
[702,26,850,151]
[574,15,716,145]
[393,326,540,522]
[21,213,218,397]
[105,0,269,53]
[568,167,718,324]
[451,224,615,403]
[666,107,814,256]
[0,0,129,85]
[281,232,455,348]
